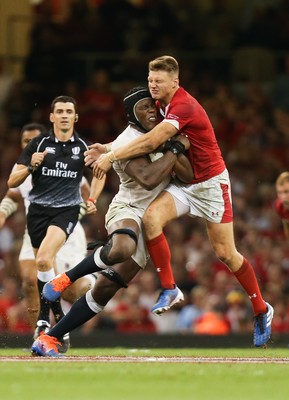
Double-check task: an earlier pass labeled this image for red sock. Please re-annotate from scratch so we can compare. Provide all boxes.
[234,258,266,315]
[146,233,175,289]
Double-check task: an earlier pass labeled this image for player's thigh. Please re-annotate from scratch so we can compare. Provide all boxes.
[206,220,236,254]
[107,218,140,235]
[36,225,67,261]
[144,191,178,226]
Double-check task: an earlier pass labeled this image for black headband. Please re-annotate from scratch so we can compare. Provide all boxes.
[123,88,152,131]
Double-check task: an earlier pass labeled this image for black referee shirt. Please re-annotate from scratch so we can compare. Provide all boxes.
[17,130,90,207]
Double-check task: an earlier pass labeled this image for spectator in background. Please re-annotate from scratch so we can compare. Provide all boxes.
[109,283,156,333]
[24,20,68,99]
[77,69,123,140]
[0,276,30,333]
[193,293,231,335]
[175,286,208,332]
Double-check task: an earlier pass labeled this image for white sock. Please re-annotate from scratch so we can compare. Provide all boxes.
[85,289,104,313]
[37,268,55,283]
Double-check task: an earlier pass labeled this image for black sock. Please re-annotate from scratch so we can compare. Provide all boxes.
[50,298,65,323]
[48,295,97,339]
[66,251,103,282]
[37,279,50,322]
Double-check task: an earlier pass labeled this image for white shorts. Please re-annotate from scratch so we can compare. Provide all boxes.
[19,223,87,273]
[105,202,148,269]
[56,222,87,273]
[165,169,233,223]
[19,228,34,261]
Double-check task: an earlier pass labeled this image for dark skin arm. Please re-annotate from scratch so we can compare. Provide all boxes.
[173,153,194,183]
[171,135,194,183]
[124,144,193,190]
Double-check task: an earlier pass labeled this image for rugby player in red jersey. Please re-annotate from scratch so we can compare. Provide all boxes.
[91,55,273,347]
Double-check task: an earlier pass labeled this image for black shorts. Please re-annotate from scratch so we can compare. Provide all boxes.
[27,203,80,249]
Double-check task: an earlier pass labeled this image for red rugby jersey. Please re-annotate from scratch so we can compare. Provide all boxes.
[275,198,289,221]
[157,87,226,184]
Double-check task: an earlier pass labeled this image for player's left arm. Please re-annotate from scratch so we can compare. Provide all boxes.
[171,135,194,183]
[114,122,177,159]
[86,175,106,214]
[124,137,191,190]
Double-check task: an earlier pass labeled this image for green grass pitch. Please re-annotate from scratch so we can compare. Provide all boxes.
[0,348,288,400]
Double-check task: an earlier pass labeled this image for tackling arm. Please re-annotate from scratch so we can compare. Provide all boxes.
[124,140,190,190]
[94,122,178,179]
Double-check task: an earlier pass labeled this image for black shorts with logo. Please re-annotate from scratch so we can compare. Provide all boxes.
[27,203,80,249]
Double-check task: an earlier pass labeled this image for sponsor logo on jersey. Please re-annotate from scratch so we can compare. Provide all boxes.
[71,146,80,160]
[167,113,179,120]
[45,147,56,154]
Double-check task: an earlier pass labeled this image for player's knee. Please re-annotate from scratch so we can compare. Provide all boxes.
[143,205,158,224]
[215,248,234,266]
[101,229,138,265]
[35,254,51,271]
[105,241,135,263]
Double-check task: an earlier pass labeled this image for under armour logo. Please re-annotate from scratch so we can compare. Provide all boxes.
[249,293,257,299]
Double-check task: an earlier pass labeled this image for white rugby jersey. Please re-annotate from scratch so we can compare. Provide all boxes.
[111,125,170,212]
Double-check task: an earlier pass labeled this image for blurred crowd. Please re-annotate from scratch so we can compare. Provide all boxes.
[1,0,289,337]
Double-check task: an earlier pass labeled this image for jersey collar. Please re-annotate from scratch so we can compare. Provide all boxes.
[49,129,80,142]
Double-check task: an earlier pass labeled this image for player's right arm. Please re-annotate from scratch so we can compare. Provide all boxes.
[124,142,193,190]
[8,150,48,188]
[7,164,31,188]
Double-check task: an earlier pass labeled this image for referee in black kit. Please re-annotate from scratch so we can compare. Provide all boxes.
[7,96,104,350]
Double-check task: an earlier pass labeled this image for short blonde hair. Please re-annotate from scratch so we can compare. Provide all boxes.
[276,171,289,186]
[149,55,179,75]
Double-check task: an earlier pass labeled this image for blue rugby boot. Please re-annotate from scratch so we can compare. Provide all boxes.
[253,302,274,347]
[151,286,184,315]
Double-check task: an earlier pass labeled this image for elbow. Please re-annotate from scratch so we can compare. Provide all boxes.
[137,176,157,191]
[142,181,155,190]
[141,178,160,190]
[7,178,16,188]
[7,176,21,188]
